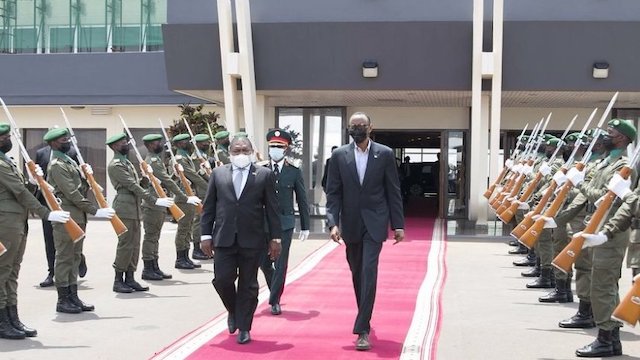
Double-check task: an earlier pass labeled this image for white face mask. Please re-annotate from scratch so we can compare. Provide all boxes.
[230,154,252,168]
[269,147,285,161]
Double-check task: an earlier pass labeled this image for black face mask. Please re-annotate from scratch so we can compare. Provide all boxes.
[152,144,164,154]
[602,135,615,151]
[349,127,368,143]
[59,142,71,153]
[0,138,12,153]
[562,145,574,161]
[118,144,130,156]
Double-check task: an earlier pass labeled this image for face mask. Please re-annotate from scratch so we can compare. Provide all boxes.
[0,138,12,153]
[231,154,251,168]
[59,142,71,153]
[152,144,164,154]
[602,135,615,151]
[118,144,130,156]
[269,147,285,161]
[349,127,368,143]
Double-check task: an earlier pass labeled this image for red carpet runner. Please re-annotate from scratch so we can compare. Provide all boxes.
[152,209,445,360]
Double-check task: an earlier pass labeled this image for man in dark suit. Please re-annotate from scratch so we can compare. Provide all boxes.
[321,145,338,193]
[200,135,282,345]
[326,112,405,351]
[35,144,86,287]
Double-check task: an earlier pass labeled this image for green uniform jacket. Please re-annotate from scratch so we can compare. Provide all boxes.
[601,189,640,238]
[141,153,187,209]
[555,156,605,225]
[191,151,210,198]
[0,153,50,230]
[216,145,230,165]
[176,149,209,198]
[107,153,158,220]
[258,159,310,231]
[47,150,97,224]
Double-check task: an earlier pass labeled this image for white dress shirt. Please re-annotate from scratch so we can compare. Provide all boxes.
[354,140,371,185]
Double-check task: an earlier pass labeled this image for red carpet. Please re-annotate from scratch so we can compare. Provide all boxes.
[153,199,444,360]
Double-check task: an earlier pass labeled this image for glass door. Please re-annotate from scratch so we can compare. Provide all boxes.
[443,130,468,219]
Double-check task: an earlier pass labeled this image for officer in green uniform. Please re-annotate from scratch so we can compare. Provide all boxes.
[567,119,636,358]
[106,133,172,292]
[190,134,212,260]
[172,133,204,268]
[258,129,310,315]
[140,134,188,277]
[214,130,231,165]
[45,127,116,313]
[0,123,70,339]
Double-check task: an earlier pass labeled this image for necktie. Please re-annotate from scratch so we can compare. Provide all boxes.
[233,168,245,198]
[273,163,280,176]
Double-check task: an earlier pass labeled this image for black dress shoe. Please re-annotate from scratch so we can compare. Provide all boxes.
[513,257,536,267]
[78,255,87,278]
[356,333,371,351]
[39,273,54,288]
[508,246,528,255]
[237,330,251,344]
[271,304,281,315]
[227,313,237,334]
[508,240,519,247]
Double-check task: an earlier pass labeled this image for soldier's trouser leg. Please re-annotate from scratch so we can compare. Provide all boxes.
[268,229,294,306]
[552,221,570,281]
[538,228,554,270]
[575,248,593,302]
[53,223,86,287]
[0,226,26,309]
[175,202,195,252]
[626,229,640,271]
[192,213,202,247]
[142,209,165,261]
[42,220,55,274]
[591,233,628,331]
[114,219,141,272]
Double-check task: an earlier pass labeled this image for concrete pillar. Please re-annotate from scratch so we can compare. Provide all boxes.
[469,0,484,222]
[216,0,239,134]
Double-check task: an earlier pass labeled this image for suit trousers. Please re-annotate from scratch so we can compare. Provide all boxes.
[42,219,55,274]
[0,226,27,308]
[175,202,195,252]
[345,230,383,335]
[213,239,263,331]
[53,222,86,287]
[260,228,293,305]
[113,219,141,272]
[142,208,165,261]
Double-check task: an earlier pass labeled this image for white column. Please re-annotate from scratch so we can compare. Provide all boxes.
[469,0,484,222]
[490,0,504,188]
[478,95,490,223]
[236,0,258,140]
[216,0,239,134]
[253,95,267,156]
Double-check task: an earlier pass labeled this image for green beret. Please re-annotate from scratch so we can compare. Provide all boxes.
[266,128,292,145]
[543,134,554,141]
[518,135,529,142]
[213,130,229,140]
[105,133,127,145]
[546,138,560,147]
[608,119,637,141]
[194,134,210,142]
[172,133,190,142]
[43,127,69,142]
[564,134,578,142]
[233,132,248,138]
[142,134,163,142]
[0,123,10,136]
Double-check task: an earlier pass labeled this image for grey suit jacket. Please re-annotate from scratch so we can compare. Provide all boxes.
[201,163,282,249]
[326,141,404,243]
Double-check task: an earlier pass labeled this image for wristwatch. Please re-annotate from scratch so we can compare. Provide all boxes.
[271,239,282,244]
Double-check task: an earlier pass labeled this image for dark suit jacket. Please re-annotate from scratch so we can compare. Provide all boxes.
[201,163,282,249]
[326,141,404,243]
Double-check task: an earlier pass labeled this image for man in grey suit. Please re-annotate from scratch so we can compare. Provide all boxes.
[200,135,282,345]
[326,112,405,351]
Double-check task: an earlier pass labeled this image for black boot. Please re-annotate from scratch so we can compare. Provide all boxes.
[539,279,573,303]
[612,327,622,356]
[175,250,195,269]
[559,300,596,328]
[0,307,25,339]
[185,248,202,268]
[141,260,163,281]
[153,259,172,279]
[39,272,54,288]
[508,239,519,247]
[508,243,528,255]
[6,305,35,337]
[526,268,555,288]
[113,271,134,293]
[124,271,149,292]
[68,284,94,311]
[513,251,536,266]
[78,254,87,278]
[56,287,82,314]
[192,244,210,260]
[576,328,614,357]
[521,257,541,277]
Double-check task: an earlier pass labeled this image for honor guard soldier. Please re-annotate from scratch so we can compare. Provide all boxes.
[214,130,231,165]
[258,129,310,315]
[171,133,204,267]
[45,127,116,313]
[106,133,170,293]
[191,134,212,260]
[0,123,70,339]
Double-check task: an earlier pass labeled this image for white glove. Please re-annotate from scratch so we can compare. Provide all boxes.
[512,164,523,174]
[176,164,184,172]
[95,207,115,219]
[155,197,174,208]
[28,165,45,185]
[505,159,514,169]
[580,231,608,249]
[607,173,632,200]
[541,216,557,229]
[299,230,310,241]
[143,163,154,174]
[517,201,530,210]
[539,162,551,176]
[84,164,94,175]
[47,210,70,223]
[187,196,202,206]
[521,164,533,176]
[552,170,568,186]
[566,167,585,186]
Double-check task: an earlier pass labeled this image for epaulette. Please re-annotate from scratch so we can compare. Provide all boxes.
[256,160,269,167]
[175,155,183,160]
[113,159,121,163]
[51,158,59,165]
[284,159,299,168]
[150,157,159,162]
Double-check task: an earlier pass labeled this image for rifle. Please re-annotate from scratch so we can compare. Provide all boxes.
[206,122,223,167]
[160,120,203,214]
[510,108,596,240]
[0,241,6,257]
[553,128,639,273]
[61,108,128,236]
[498,115,576,223]
[119,115,185,222]
[484,123,529,199]
[0,98,85,242]
[182,119,212,175]
[519,92,618,249]
[612,278,640,327]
